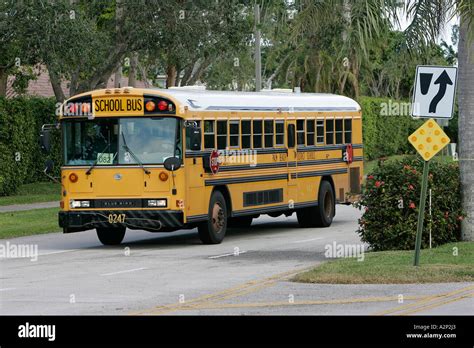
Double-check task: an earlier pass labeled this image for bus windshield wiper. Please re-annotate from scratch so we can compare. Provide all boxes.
[121,132,151,175]
[86,142,111,175]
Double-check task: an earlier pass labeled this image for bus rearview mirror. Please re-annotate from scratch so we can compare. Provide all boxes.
[164,157,182,171]
[40,128,52,153]
[44,159,54,174]
[186,126,202,151]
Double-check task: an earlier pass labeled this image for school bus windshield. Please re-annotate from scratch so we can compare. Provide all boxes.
[63,117,181,166]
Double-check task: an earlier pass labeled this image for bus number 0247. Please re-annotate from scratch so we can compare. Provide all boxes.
[108,214,126,224]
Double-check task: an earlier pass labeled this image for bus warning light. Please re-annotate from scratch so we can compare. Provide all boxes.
[158,100,168,111]
[145,101,156,112]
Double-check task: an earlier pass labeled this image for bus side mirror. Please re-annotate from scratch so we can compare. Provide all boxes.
[186,126,201,151]
[40,128,52,153]
[44,159,54,174]
[287,124,296,148]
[164,157,182,171]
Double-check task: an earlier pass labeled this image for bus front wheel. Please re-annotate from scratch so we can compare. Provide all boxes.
[198,191,227,244]
[96,227,126,245]
[297,180,335,228]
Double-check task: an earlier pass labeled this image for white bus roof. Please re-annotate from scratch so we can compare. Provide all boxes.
[155,89,361,112]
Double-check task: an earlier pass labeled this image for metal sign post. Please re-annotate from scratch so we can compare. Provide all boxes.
[413,160,430,266]
[408,119,450,266]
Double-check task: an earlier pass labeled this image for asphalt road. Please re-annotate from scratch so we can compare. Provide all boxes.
[0,205,472,315]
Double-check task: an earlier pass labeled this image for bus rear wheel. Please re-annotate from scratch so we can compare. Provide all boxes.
[297,180,335,228]
[96,226,126,245]
[198,191,227,244]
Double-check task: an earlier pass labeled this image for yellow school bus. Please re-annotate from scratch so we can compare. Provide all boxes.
[41,87,363,245]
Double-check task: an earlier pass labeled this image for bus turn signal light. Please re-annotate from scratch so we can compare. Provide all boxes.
[69,173,78,183]
[159,171,168,181]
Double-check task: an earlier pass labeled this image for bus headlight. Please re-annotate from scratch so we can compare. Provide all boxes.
[70,200,90,208]
[147,199,167,207]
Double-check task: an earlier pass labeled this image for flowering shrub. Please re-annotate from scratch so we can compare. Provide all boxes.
[355,156,464,251]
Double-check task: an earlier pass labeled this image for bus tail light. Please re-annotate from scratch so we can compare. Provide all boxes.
[69,173,79,183]
[176,199,184,208]
[159,171,168,181]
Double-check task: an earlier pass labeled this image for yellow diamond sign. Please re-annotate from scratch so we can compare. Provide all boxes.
[408,118,450,161]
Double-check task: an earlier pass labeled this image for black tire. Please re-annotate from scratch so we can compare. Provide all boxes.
[297,180,335,228]
[198,190,227,244]
[228,216,253,228]
[96,227,126,245]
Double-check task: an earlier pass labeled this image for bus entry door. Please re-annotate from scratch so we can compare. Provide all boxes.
[286,120,298,206]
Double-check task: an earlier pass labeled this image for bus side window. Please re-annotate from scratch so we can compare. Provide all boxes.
[204,120,215,149]
[253,120,262,148]
[316,120,324,144]
[306,119,315,146]
[287,124,296,148]
[325,119,334,145]
[344,119,352,143]
[217,120,228,149]
[275,120,284,146]
[264,120,274,148]
[297,120,305,145]
[335,119,343,144]
[229,120,239,148]
[241,120,251,149]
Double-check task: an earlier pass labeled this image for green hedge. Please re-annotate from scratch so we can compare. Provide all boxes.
[0,97,60,196]
[359,97,459,160]
[355,156,463,251]
[359,97,422,160]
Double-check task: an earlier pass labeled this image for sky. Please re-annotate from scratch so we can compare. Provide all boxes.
[396,10,459,48]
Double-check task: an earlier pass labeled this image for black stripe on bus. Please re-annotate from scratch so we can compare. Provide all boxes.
[205,173,288,186]
[186,214,208,223]
[232,200,319,217]
[291,168,347,179]
[219,156,363,172]
[205,168,348,186]
[185,143,363,158]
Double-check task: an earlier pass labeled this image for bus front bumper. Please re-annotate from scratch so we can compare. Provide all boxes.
[59,210,184,233]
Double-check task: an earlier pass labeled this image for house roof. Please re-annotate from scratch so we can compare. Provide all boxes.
[6,65,147,99]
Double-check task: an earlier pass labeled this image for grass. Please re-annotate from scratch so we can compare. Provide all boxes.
[0,182,60,206]
[293,242,474,284]
[0,208,61,239]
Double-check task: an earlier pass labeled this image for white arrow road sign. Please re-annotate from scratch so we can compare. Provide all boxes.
[412,65,457,119]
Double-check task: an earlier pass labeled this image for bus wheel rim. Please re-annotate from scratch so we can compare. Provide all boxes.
[324,191,333,219]
[212,202,224,233]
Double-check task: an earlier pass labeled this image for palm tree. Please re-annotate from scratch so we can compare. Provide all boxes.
[292,0,473,240]
[401,0,473,241]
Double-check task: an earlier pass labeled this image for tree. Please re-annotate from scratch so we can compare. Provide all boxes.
[397,0,473,241]
[0,2,39,96]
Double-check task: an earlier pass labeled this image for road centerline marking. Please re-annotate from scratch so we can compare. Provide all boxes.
[101,267,147,276]
[373,284,474,316]
[290,237,324,244]
[208,250,248,259]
